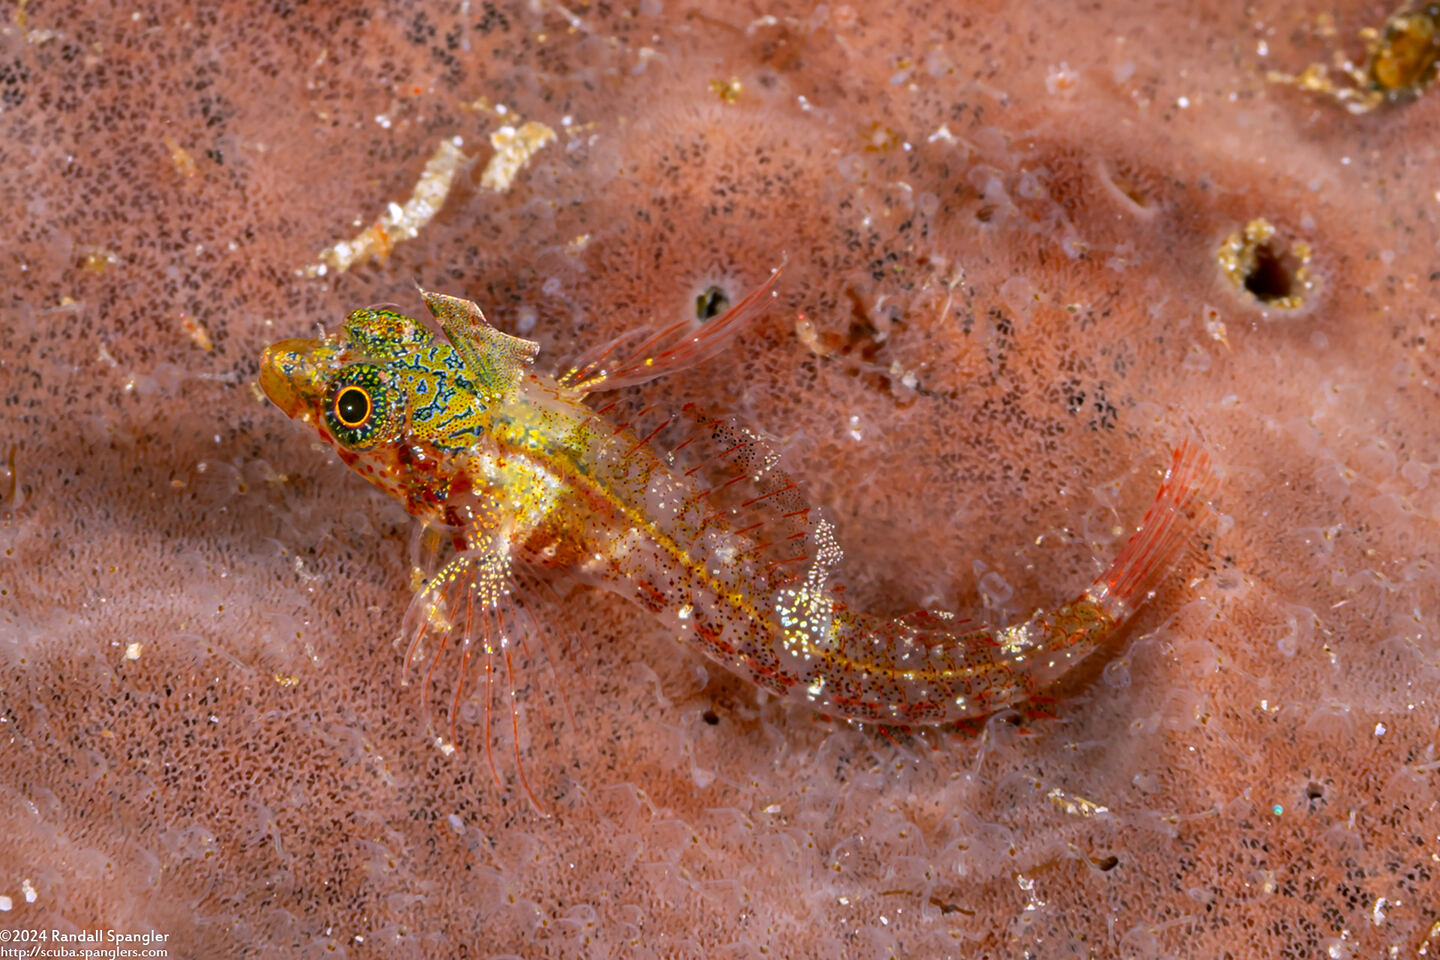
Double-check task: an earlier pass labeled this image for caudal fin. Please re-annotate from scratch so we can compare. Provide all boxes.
[1090,437,1216,620]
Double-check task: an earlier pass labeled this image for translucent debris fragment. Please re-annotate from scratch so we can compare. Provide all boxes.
[302,138,467,277]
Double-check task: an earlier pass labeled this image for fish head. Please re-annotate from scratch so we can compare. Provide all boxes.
[259,305,481,517]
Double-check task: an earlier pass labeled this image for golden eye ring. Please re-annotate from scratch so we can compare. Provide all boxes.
[333,385,372,429]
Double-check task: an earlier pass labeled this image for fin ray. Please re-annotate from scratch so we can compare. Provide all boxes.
[400,546,566,817]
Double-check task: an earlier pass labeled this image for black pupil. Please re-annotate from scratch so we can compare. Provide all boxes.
[336,387,369,426]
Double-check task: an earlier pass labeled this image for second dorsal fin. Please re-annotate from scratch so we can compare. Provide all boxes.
[560,263,783,395]
[420,288,540,403]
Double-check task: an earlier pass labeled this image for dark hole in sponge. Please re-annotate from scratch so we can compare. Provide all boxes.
[1094,855,1120,871]
[696,286,730,321]
[701,709,720,725]
[1243,242,1296,303]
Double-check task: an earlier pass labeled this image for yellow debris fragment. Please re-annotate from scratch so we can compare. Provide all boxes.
[163,136,198,179]
[81,247,119,273]
[180,314,213,351]
[480,121,556,192]
[708,77,743,103]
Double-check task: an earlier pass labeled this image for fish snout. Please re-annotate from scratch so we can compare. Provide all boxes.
[259,339,328,419]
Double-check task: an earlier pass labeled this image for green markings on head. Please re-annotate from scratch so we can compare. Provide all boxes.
[342,307,433,359]
[263,290,540,454]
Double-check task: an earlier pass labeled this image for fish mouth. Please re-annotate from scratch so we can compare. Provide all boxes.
[259,338,331,419]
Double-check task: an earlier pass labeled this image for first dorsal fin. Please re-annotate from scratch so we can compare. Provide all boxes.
[419,287,540,403]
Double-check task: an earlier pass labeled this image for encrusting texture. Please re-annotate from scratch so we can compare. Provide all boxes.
[2,1,1439,957]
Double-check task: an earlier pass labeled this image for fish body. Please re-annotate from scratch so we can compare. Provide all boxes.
[260,273,1214,771]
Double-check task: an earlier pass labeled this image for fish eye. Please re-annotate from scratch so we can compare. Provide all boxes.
[334,385,372,428]
[323,364,396,450]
